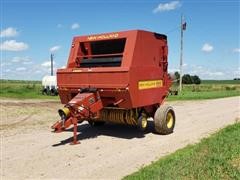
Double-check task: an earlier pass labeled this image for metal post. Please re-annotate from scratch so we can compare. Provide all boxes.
[179,15,184,93]
[70,117,80,145]
[50,53,54,76]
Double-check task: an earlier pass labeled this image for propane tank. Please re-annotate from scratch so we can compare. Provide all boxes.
[42,75,58,95]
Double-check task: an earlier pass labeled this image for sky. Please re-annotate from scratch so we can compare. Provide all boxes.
[0,0,239,80]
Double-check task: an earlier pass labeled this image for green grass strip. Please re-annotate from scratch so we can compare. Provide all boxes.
[167,90,240,101]
[124,122,240,180]
[1,79,240,100]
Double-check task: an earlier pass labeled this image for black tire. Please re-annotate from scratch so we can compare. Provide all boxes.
[50,89,55,96]
[42,89,47,95]
[137,116,148,131]
[88,121,105,127]
[154,105,175,134]
[54,90,59,96]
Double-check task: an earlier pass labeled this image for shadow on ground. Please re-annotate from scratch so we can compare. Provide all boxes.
[52,120,155,147]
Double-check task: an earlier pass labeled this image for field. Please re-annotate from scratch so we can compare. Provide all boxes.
[124,122,240,180]
[168,80,240,100]
[202,80,240,84]
[0,79,58,99]
[1,79,239,100]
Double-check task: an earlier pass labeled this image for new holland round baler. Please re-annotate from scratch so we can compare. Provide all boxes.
[52,30,176,144]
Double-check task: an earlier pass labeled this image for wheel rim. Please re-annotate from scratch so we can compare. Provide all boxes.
[141,117,147,129]
[166,111,174,128]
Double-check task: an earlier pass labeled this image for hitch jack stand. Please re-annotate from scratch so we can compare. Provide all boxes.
[70,117,80,145]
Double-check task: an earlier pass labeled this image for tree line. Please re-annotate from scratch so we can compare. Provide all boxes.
[174,72,201,84]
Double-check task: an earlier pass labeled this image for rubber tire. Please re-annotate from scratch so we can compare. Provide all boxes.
[154,105,175,134]
[88,121,105,127]
[137,116,148,131]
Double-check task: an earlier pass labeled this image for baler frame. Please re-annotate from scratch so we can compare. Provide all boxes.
[52,30,176,144]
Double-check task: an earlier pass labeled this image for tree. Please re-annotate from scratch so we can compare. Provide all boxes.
[182,74,193,84]
[191,75,201,84]
[174,71,180,83]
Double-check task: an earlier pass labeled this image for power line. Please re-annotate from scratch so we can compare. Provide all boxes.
[165,15,190,35]
[165,26,180,35]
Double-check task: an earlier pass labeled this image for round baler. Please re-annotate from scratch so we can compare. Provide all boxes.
[52,30,176,144]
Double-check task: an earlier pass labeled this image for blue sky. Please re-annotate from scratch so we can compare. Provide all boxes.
[0,0,239,80]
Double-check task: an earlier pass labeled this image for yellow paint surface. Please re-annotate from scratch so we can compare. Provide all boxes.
[138,80,163,90]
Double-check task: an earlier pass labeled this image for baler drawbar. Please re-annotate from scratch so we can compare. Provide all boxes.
[52,30,176,144]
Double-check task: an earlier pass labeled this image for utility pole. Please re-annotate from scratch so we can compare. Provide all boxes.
[179,14,186,93]
[50,53,54,76]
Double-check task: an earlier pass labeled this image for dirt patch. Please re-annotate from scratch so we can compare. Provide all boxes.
[230,157,240,171]
[0,99,62,135]
[1,97,240,179]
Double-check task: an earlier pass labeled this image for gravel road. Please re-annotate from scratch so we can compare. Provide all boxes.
[1,96,239,179]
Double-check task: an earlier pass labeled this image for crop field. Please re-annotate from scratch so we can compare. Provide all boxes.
[1,79,239,100]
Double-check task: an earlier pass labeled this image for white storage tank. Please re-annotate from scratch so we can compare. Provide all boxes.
[42,75,58,95]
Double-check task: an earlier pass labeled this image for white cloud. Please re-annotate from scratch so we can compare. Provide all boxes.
[50,45,61,52]
[202,43,214,52]
[11,57,21,63]
[35,70,42,74]
[153,1,181,13]
[71,23,80,30]
[195,65,203,69]
[0,27,18,38]
[169,68,180,73]
[0,40,29,51]
[16,67,26,71]
[169,64,187,73]
[0,62,11,67]
[11,56,31,63]
[41,61,55,67]
[233,69,240,77]
[188,65,225,79]
[169,63,234,80]
[48,67,57,72]
[233,48,240,53]
[61,65,66,69]
[207,71,224,76]
[23,61,33,65]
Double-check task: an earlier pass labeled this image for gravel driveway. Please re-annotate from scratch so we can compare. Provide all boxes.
[1,96,239,179]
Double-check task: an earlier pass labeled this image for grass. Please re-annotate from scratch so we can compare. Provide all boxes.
[168,90,240,101]
[202,80,240,84]
[0,79,58,99]
[168,82,240,101]
[0,79,240,100]
[124,122,240,180]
